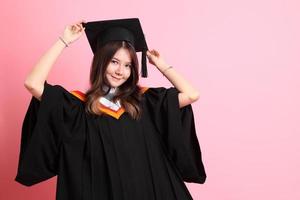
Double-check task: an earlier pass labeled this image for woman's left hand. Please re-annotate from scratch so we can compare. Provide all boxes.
[146,49,168,68]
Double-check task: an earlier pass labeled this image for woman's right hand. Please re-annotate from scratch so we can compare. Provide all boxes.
[61,20,86,45]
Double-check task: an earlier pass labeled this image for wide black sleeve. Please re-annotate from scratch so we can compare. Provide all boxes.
[15,81,83,186]
[144,87,207,184]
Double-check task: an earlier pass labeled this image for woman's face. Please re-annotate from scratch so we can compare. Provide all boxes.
[105,48,132,88]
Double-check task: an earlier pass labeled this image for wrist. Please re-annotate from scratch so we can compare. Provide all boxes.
[59,36,70,47]
[156,63,173,76]
[161,66,173,76]
[156,63,169,72]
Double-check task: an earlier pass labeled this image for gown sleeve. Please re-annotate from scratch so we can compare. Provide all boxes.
[15,81,83,186]
[144,87,207,184]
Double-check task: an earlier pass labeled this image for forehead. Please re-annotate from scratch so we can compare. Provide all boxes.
[112,48,132,63]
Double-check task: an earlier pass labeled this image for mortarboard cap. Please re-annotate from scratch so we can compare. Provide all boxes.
[82,18,149,77]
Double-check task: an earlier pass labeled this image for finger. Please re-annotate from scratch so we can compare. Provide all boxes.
[72,22,83,29]
[146,50,153,57]
[150,50,158,57]
[71,25,76,31]
[75,24,83,32]
[71,26,79,33]
[75,24,81,28]
[153,49,159,56]
[80,23,85,30]
[150,50,155,55]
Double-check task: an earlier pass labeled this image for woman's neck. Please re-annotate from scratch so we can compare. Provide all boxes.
[102,84,118,94]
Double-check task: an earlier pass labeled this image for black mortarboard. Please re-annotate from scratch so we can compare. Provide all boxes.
[82,18,149,77]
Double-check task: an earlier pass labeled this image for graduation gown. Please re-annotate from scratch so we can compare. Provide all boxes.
[15,81,206,200]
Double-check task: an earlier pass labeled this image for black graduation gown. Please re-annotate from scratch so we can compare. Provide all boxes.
[15,81,206,200]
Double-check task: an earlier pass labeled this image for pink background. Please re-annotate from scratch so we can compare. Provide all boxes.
[1,0,300,199]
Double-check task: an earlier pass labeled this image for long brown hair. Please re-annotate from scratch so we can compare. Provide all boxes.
[85,40,143,120]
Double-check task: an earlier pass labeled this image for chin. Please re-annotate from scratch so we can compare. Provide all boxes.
[108,81,124,88]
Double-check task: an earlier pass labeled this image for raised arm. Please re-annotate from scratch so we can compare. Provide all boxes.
[24,20,86,101]
[146,49,200,108]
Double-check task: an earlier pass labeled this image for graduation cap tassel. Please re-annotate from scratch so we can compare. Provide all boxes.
[141,50,148,77]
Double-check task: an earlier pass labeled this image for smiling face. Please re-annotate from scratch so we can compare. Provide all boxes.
[105,47,132,88]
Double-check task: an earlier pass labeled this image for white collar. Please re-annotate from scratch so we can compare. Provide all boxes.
[99,85,121,111]
[99,97,121,111]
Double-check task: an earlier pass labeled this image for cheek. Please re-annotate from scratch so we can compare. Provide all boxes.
[104,70,109,80]
[125,68,131,79]
[105,64,114,74]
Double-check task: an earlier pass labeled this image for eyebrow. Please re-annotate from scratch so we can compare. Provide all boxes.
[112,57,132,65]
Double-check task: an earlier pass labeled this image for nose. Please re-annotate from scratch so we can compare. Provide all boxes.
[115,64,124,76]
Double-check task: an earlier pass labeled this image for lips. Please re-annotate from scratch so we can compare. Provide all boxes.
[111,75,121,81]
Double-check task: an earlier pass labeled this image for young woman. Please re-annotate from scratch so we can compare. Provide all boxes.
[15,18,206,200]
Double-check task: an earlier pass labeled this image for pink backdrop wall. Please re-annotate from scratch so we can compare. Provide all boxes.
[1,0,299,199]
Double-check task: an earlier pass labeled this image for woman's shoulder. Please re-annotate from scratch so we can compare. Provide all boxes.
[138,85,150,94]
[69,90,86,102]
[42,82,87,105]
[68,85,162,101]
[139,85,172,95]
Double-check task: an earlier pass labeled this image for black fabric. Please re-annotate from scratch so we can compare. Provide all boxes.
[15,81,206,200]
[98,27,136,48]
[145,87,206,183]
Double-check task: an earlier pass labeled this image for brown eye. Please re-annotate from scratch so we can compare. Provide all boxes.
[111,60,118,64]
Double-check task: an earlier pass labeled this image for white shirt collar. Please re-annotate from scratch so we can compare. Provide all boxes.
[99,97,121,111]
[99,85,121,111]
